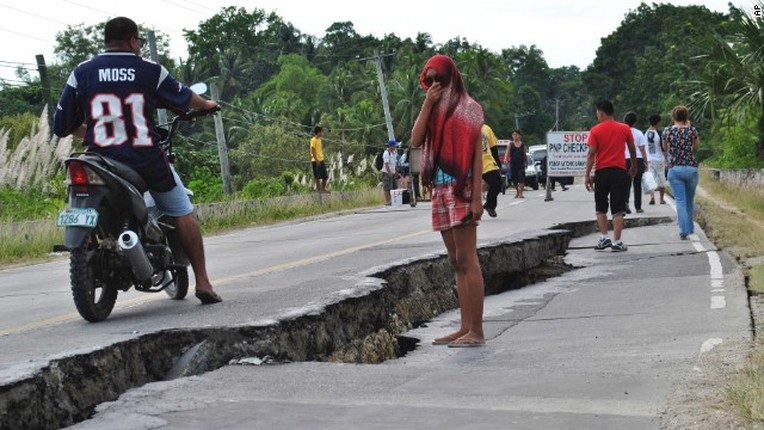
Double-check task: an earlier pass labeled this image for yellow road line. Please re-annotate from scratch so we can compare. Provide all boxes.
[0,230,430,336]
[214,230,429,285]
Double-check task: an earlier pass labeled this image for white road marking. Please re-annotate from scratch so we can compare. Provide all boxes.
[689,232,725,310]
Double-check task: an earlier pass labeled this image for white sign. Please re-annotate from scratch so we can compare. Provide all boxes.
[546,131,590,176]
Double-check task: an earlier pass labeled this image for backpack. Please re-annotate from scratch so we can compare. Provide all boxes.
[374,150,384,171]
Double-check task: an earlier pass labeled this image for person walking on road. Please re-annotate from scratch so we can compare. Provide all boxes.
[310,126,329,193]
[412,54,486,347]
[584,100,637,252]
[645,114,668,205]
[503,129,527,198]
[382,139,399,205]
[481,124,502,217]
[663,105,700,239]
[623,112,648,213]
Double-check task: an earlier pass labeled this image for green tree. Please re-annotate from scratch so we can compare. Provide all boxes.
[185,7,299,93]
[584,2,726,122]
[54,22,173,72]
[254,54,330,125]
[688,2,764,160]
[501,45,554,141]
[457,48,511,136]
[0,85,44,118]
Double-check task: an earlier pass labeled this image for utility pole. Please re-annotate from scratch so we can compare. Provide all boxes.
[358,50,396,142]
[35,55,53,128]
[210,83,232,195]
[147,31,167,127]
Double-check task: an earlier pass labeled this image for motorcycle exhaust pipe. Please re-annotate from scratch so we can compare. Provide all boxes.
[117,230,154,281]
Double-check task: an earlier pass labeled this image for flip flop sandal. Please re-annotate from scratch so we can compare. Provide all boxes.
[447,338,485,348]
[432,335,462,345]
[195,290,223,305]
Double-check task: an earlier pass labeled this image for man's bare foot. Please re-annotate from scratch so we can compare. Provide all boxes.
[195,289,222,304]
[432,331,467,345]
[194,282,222,305]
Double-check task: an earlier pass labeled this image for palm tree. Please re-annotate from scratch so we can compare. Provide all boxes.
[216,49,252,102]
[689,2,764,158]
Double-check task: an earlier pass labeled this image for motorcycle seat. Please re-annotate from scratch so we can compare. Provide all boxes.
[75,153,149,194]
[106,159,149,194]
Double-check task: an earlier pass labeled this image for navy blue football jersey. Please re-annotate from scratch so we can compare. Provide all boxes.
[53,51,193,191]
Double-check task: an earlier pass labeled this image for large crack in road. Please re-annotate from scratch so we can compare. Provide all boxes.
[0,218,669,430]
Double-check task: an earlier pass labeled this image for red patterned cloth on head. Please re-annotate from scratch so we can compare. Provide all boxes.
[418,54,484,201]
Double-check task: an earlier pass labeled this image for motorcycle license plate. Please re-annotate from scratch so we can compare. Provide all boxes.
[56,208,98,228]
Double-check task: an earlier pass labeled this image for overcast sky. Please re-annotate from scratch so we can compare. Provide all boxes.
[0,0,744,84]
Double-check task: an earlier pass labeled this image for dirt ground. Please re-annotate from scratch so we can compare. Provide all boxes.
[660,187,762,429]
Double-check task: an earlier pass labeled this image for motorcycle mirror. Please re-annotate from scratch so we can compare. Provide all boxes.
[189,82,208,95]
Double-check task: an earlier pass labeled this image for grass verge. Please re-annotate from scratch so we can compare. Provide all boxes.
[696,168,764,422]
[0,188,384,268]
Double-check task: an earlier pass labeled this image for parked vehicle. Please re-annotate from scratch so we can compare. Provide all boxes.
[54,86,218,322]
[524,153,541,190]
[528,145,547,185]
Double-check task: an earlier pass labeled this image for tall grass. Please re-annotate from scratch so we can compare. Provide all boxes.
[0,220,64,267]
[0,108,386,267]
[198,188,383,234]
[697,169,764,263]
[697,168,764,422]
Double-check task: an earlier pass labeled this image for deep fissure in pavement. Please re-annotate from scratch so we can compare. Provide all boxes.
[0,218,670,430]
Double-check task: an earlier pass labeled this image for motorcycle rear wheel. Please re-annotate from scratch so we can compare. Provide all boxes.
[70,235,118,322]
[163,267,189,300]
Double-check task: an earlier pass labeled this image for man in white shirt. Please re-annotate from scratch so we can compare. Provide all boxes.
[623,112,649,213]
[644,114,668,205]
[382,140,399,205]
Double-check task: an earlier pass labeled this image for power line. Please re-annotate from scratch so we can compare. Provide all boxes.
[61,0,113,19]
[183,0,218,13]
[0,3,69,26]
[159,0,209,15]
[0,64,36,71]
[0,60,37,67]
[0,28,50,43]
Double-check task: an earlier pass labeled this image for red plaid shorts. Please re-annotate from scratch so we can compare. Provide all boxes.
[431,182,478,231]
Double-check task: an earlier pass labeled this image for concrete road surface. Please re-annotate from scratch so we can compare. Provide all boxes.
[0,184,751,429]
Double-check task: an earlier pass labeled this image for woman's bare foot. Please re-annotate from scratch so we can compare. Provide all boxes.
[432,331,467,345]
[448,332,485,347]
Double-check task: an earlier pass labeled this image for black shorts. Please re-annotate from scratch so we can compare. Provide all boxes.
[510,164,525,185]
[312,161,328,180]
[594,167,629,215]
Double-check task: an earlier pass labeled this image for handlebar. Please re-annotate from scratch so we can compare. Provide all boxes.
[159,104,220,162]
[175,105,221,121]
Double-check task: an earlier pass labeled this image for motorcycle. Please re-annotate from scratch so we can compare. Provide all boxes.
[54,85,219,322]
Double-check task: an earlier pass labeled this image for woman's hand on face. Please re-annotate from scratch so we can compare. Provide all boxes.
[425,82,443,106]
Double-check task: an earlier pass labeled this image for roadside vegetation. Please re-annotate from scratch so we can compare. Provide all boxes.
[2,2,764,416]
[696,169,764,422]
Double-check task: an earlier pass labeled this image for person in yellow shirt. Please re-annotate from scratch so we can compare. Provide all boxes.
[481,124,502,217]
[310,126,329,193]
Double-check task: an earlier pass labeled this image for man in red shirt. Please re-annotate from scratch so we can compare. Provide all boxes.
[584,100,637,252]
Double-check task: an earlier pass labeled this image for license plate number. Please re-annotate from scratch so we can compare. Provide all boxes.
[56,208,98,228]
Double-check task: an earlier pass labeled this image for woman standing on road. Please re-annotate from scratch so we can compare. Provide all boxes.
[662,105,700,239]
[503,130,527,198]
[412,54,486,347]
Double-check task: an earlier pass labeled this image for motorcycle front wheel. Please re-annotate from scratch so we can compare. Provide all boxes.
[70,235,118,322]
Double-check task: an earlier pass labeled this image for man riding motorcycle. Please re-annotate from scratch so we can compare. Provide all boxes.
[53,16,222,305]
